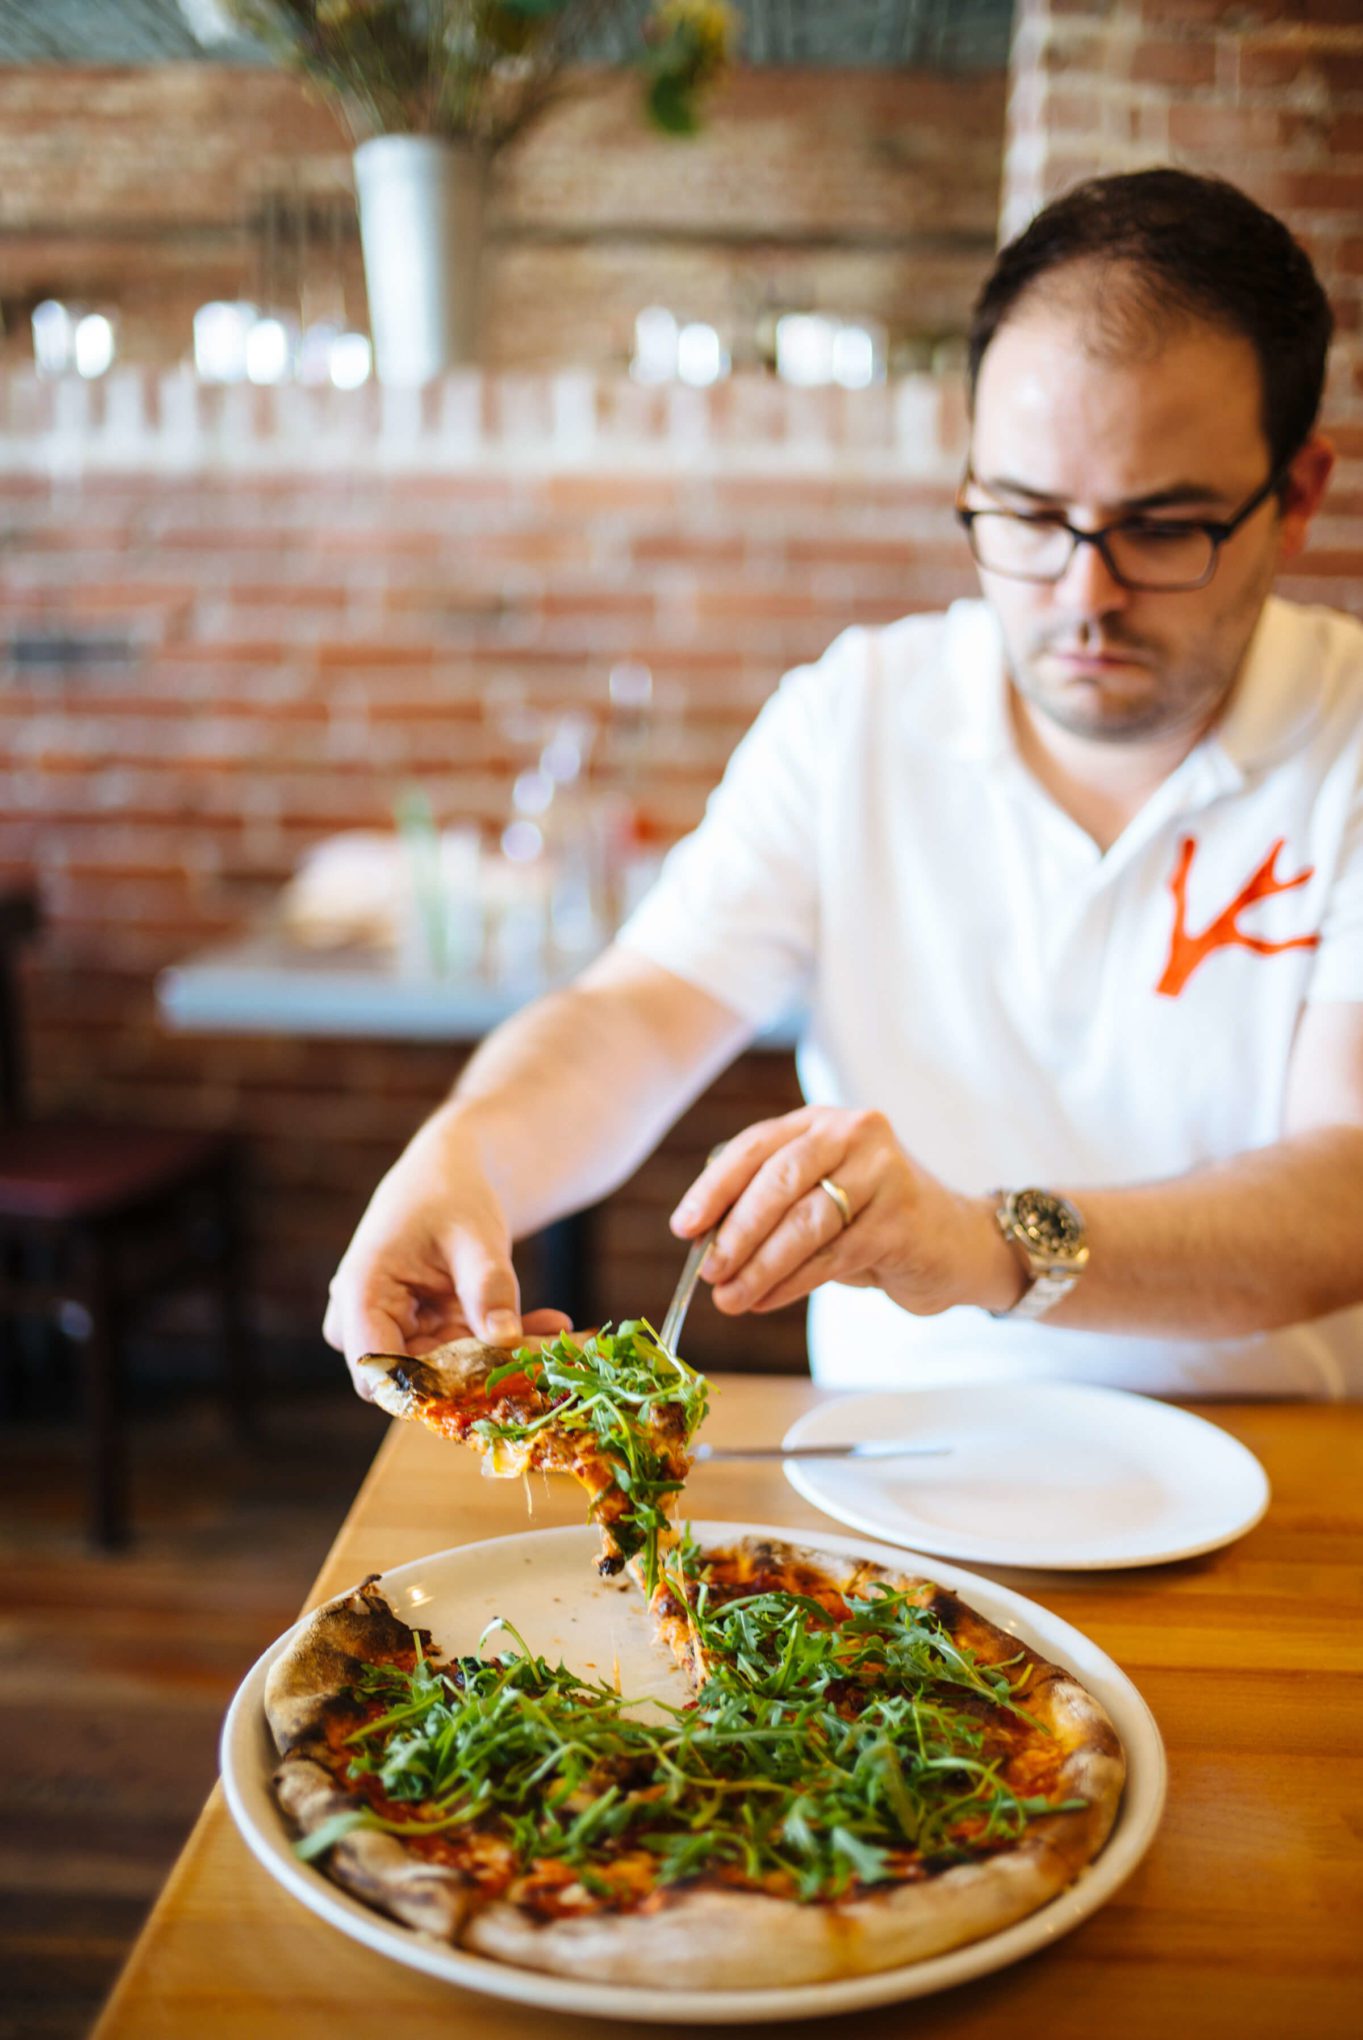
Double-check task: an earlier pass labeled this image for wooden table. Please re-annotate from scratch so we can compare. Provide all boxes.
[94,1379,1363,2039]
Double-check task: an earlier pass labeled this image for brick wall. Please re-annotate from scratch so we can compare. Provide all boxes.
[0,64,1005,373]
[1002,0,1363,559]
[0,375,975,1374]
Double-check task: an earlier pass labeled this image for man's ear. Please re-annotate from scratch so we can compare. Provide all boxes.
[1278,433,1335,562]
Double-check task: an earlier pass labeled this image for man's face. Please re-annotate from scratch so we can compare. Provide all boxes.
[967,292,1288,747]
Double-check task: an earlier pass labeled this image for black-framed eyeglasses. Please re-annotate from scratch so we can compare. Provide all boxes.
[954,458,1291,592]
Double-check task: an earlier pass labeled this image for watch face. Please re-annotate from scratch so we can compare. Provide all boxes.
[1013,1189,1084,1259]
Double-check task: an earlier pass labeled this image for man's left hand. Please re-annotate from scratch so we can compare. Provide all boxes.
[668,1105,1022,1318]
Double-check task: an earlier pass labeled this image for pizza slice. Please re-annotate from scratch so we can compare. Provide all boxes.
[354,1321,708,1596]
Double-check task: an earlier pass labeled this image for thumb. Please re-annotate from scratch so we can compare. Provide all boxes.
[449,1227,523,1347]
[339,1303,410,1395]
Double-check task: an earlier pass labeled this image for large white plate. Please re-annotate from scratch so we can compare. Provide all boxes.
[782,1383,1270,1570]
[221,1520,1165,2025]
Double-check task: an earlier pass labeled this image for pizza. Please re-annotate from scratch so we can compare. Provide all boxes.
[265,1528,1125,1989]
[354,1323,706,1596]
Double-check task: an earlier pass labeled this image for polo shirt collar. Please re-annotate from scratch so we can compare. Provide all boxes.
[1202,595,1329,781]
[917,600,1014,762]
[925,595,1326,782]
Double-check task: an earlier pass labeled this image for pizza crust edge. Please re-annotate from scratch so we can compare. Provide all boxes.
[264,1578,476,1941]
[353,1338,508,1422]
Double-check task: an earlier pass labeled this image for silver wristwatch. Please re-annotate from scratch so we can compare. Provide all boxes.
[989,1188,1089,1321]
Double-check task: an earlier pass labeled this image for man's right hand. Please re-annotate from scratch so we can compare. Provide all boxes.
[322,1110,571,1399]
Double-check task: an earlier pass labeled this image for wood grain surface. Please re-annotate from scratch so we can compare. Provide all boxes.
[0,1388,382,2040]
[92,1380,1363,2040]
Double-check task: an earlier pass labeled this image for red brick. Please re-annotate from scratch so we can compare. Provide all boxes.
[1277,573,1363,621]
[340,686,484,721]
[1318,50,1363,98]
[1236,44,1311,91]
[1322,414,1363,454]
[225,583,350,609]
[1038,152,1111,201]
[314,530,446,559]
[1167,104,1291,154]
[1036,33,1113,77]
[689,584,826,624]
[440,530,597,569]
[313,642,437,670]
[537,590,658,625]
[1278,169,1363,213]
[542,476,683,517]
[57,580,196,611]
[1291,548,1363,577]
[629,533,749,568]
[155,527,302,554]
[1038,84,1115,130]
[783,537,967,574]
[1130,37,1219,90]
[1141,0,1288,21]
[147,640,299,668]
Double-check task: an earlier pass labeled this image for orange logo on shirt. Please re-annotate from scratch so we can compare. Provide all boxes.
[1156,836,1319,997]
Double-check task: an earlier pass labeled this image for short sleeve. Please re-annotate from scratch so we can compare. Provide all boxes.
[617,629,866,1026]
[1307,766,1363,1003]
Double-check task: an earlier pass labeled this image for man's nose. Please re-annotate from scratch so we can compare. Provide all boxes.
[1053,531,1131,614]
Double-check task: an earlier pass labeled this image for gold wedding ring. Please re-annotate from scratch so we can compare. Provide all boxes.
[818,1176,854,1229]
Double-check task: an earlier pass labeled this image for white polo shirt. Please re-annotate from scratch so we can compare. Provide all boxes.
[619,596,1363,1399]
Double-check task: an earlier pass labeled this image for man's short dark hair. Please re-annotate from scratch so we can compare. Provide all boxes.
[967,168,1334,472]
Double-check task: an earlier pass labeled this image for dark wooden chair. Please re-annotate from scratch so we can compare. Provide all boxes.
[0,884,251,1546]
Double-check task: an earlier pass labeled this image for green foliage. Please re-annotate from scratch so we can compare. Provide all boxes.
[474,1321,708,1597]
[643,2,738,135]
[227,1,736,149]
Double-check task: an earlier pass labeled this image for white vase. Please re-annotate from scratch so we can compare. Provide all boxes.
[353,136,488,386]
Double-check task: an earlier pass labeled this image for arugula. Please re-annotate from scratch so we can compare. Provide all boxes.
[296,1575,1086,1905]
[470,1321,709,1597]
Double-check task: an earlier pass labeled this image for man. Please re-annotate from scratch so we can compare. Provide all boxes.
[326,168,1363,1400]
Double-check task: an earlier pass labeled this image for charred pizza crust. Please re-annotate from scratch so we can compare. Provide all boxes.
[265,1578,473,1941]
[264,1541,1126,1989]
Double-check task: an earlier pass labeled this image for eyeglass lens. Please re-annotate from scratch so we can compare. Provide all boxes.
[967,513,1217,588]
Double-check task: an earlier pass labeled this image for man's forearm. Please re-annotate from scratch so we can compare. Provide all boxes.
[967,1128,1363,1336]
[424,951,750,1240]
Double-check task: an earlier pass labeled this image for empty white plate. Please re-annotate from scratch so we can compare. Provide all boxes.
[782,1382,1269,1569]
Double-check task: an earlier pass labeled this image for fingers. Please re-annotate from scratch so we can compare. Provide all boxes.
[710,1123,861,1281]
[668,1108,894,1316]
[325,1226,576,1405]
[448,1228,524,1346]
[522,1308,575,1336]
[338,1303,411,1399]
[723,1126,864,1258]
[321,1117,558,1386]
[669,1109,824,1236]
[711,1180,859,1316]
[321,1292,346,1356]
[737,1238,868,1316]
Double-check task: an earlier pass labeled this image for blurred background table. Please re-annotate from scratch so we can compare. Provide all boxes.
[158,925,801,1049]
[158,927,577,1040]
